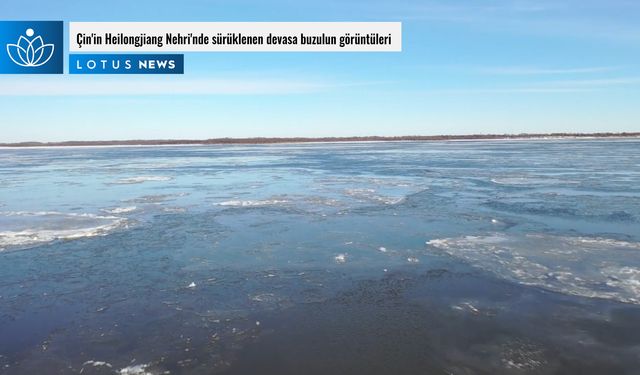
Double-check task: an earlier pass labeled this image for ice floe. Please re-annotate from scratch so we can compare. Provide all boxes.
[452,301,480,314]
[217,199,288,207]
[427,233,640,304]
[490,176,576,186]
[113,176,172,184]
[0,211,128,251]
[102,206,137,214]
[82,360,112,369]
[334,253,347,264]
[118,364,153,375]
[344,188,404,205]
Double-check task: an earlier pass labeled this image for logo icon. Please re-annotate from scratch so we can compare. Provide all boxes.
[0,21,63,74]
[6,28,55,67]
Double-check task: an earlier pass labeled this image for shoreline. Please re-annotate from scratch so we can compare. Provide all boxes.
[1,133,639,148]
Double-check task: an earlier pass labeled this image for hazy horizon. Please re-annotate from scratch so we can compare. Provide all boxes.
[2,131,640,146]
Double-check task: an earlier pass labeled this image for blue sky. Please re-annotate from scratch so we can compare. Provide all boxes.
[0,0,638,142]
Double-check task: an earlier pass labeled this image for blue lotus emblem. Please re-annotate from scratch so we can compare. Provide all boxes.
[6,28,55,67]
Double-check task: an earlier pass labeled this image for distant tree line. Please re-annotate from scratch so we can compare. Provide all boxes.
[2,132,639,147]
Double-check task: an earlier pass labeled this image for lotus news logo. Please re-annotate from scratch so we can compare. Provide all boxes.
[7,28,55,67]
[0,21,63,74]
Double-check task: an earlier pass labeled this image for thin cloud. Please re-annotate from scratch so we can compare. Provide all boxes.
[366,0,640,42]
[416,76,640,94]
[532,77,640,87]
[476,66,620,75]
[423,87,595,95]
[0,76,358,96]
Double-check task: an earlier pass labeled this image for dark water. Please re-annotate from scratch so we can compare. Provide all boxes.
[0,140,639,374]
